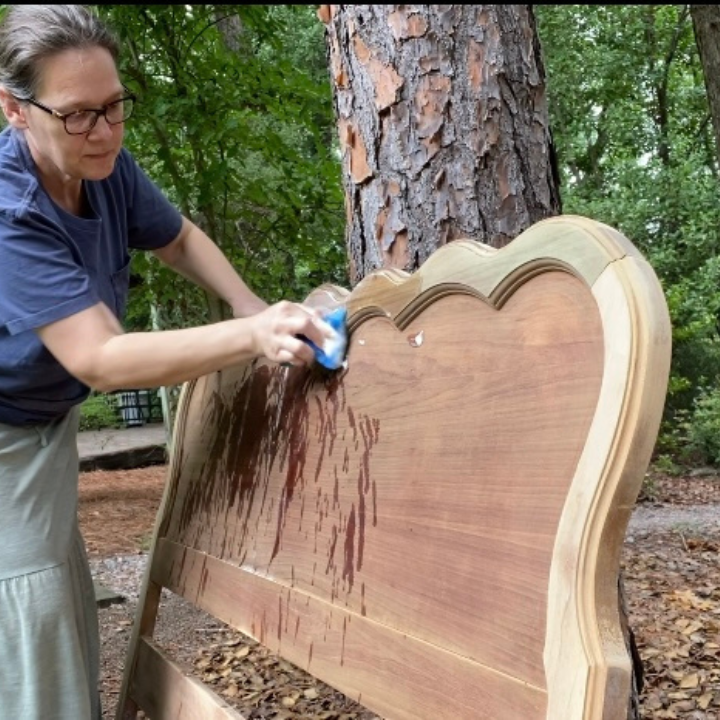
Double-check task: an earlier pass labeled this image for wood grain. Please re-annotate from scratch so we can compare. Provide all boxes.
[129,638,246,719]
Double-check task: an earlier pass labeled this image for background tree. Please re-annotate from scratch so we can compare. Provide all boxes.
[319,4,641,717]
[535,4,720,467]
[82,4,720,468]
[93,4,347,424]
[691,5,720,163]
[99,4,346,330]
[25,4,715,467]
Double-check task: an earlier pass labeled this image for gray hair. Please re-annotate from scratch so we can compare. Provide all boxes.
[0,5,119,100]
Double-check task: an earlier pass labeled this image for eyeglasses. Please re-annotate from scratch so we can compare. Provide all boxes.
[23,89,136,135]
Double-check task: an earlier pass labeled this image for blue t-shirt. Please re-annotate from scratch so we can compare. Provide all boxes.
[0,127,183,425]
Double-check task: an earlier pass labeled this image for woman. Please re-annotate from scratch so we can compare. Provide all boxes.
[0,5,333,718]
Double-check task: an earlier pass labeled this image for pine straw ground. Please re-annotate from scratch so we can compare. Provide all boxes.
[78,466,720,720]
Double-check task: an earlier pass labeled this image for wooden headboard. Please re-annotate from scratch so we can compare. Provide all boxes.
[117,215,671,720]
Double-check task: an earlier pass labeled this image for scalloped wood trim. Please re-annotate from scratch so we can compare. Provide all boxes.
[544,254,671,719]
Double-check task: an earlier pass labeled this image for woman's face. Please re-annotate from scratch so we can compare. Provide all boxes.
[22,45,126,183]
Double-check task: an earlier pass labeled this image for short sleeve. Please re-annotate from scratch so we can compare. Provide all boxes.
[118,150,184,251]
[0,212,99,335]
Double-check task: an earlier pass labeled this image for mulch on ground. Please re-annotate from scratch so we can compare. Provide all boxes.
[80,465,720,719]
[79,466,167,556]
[622,471,720,719]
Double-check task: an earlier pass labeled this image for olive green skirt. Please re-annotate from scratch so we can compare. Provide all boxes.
[0,407,100,719]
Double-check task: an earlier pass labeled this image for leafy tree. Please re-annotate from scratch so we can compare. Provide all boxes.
[5,3,720,463]
[100,4,346,332]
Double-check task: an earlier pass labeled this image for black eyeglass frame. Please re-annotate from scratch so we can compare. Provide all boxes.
[22,86,136,135]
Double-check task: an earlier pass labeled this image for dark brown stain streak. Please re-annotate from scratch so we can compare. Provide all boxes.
[174,365,313,558]
[330,412,381,595]
[271,369,346,563]
[176,365,286,554]
[173,360,382,601]
[270,368,381,595]
[342,504,356,590]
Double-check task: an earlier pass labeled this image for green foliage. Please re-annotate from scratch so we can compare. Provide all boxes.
[678,387,720,466]
[79,393,122,431]
[9,4,719,464]
[99,4,346,332]
[536,4,720,462]
[652,454,683,478]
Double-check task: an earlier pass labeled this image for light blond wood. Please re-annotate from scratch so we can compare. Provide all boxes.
[117,215,671,720]
[116,380,198,720]
[128,638,246,719]
[544,255,672,719]
[345,214,645,323]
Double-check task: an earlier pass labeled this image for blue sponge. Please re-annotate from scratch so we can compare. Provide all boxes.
[303,306,348,370]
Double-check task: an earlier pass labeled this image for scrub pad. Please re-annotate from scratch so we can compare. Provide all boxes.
[303,306,348,370]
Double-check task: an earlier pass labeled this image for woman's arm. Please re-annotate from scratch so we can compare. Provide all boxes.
[152,216,269,318]
[36,299,332,392]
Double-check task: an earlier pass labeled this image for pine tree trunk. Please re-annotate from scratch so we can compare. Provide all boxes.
[691,5,720,166]
[321,4,561,284]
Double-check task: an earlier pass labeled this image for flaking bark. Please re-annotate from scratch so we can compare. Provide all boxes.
[320,4,561,285]
[691,5,720,167]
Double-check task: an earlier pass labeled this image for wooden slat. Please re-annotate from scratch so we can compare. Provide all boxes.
[129,637,246,719]
[151,538,547,720]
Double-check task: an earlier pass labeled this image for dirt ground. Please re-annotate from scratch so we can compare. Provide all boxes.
[79,467,165,557]
[79,465,720,719]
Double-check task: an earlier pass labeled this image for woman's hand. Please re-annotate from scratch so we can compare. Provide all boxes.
[247,301,335,367]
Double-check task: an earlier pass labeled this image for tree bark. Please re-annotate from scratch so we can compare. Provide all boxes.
[320,6,641,717]
[691,5,720,166]
[321,4,561,285]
